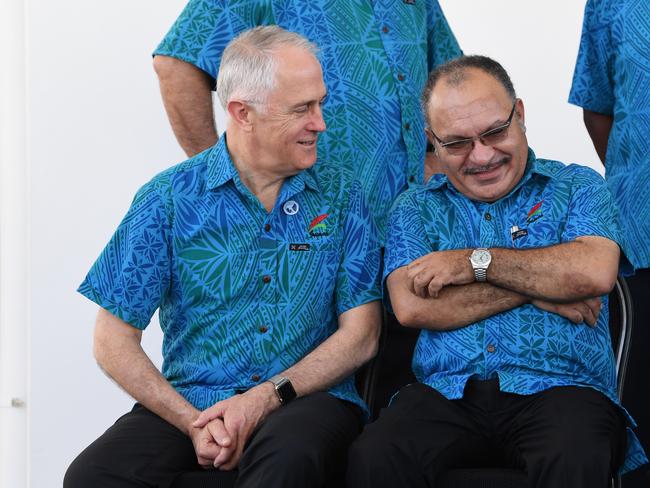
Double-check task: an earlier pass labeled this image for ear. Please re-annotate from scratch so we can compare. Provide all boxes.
[227,100,254,132]
[515,98,525,126]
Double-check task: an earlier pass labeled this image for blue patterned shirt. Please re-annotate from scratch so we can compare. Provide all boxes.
[384,149,647,472]
[569,0,650,269]
[79,136,382,413]
[154,0,462,242]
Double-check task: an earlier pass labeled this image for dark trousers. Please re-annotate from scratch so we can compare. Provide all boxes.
[622,269,650,488]
[347,380,626,488]
[64,392,362,488]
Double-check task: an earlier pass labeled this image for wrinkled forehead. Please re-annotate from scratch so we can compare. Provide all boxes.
[428,71,513,132]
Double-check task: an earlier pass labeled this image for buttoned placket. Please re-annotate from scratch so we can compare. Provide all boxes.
[475,200,503,379]
[373,1,424,187]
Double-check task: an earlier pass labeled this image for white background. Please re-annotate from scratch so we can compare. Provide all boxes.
[1,1,601,486]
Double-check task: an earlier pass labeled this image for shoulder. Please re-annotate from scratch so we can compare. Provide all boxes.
[136,148,212,207]
[534,158,605,186]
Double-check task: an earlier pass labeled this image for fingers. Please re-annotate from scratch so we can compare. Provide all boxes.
[206,419,232,447]
[213,423,239,469]
[220,443,244,471]
[193,428,221,467]
[582,297,602,327]
[407,262,436,298]
[193,403,224,428]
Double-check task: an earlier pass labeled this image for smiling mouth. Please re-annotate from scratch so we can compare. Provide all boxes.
[464,156,510,175]
[297,139,317,147]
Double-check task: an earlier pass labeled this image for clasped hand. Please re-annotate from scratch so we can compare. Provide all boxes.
[188,385,276,470]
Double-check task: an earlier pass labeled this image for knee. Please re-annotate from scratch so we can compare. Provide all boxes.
[63,451,99,488]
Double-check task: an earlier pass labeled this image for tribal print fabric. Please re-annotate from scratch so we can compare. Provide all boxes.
[383,149,647,472]
[155,0,462,241]
[569,0,650,269]
[79,136,381,413]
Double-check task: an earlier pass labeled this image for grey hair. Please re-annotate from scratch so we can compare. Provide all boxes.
[421,55,517,128]
[216,25,319,111]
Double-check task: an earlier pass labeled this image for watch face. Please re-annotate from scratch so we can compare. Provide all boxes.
[472,249,490,265]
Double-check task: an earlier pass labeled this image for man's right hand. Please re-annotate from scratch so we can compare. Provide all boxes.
[188,418,232,468]
[532,296,602,327]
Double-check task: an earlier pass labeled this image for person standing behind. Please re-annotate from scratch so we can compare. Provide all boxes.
[152,0,462,241]
[569,2,650,486]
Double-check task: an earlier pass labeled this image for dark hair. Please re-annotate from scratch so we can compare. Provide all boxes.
[421,55,517,127]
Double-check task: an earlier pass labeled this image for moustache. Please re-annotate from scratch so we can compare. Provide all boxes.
[464,155,511,175]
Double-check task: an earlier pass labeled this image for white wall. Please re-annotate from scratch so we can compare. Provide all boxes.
[9,1,597,486]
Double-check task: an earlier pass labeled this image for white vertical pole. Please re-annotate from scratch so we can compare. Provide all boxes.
[0,0,30,486]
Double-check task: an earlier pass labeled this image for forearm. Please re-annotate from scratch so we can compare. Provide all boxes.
[388,268,527,330]
[94,308,199,435]
[280,301,381,397]
[583,109,613,165]
[153,55,218,157]
[487,237,619,301]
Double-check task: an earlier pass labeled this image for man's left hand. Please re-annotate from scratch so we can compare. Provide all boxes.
[193,382,280,470]
[406,249,474,298]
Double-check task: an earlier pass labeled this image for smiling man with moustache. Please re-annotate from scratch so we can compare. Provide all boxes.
[346,55,647,488]
[64,26,381,488]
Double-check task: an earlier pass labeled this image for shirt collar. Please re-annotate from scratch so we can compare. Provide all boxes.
[425,147,550,197]
[206,133,321,194]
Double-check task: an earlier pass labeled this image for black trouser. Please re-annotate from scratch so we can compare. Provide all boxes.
[64,392,362,488]
[347,380,626,488]
[622,269,650,488]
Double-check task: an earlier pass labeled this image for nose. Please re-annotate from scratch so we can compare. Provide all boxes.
[308,104,326,133]
[468,137,495,163]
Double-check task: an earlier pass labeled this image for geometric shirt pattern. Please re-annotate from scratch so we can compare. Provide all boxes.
[79,135,382,414]
[154,0,462,242]
[569,0,650,269]
[383,149,647,472]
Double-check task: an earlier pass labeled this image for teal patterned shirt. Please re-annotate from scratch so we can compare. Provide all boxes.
[383,149,647,473]
[79,136,382,412]
[154,0,462,242]
[569,0,650,269]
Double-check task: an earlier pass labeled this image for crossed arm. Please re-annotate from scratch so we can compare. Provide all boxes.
[388,236,620,330]
[93,300,380,469]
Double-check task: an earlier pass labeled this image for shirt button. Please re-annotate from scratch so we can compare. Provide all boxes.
[262,275,271,284]
[485,212,492,221]
[404,122,411,130]
[382,26,389,33]
[259,325,268,333]
[251,374,261,382]
[409,175,415,183]
[264,223,271,232]
[487,344,496,353]
[397,73,405,81]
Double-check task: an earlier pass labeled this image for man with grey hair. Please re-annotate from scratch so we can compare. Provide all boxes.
[347,55,647,487]
[64,26,381,488]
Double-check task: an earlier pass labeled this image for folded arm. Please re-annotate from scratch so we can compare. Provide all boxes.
[406,236,619,302]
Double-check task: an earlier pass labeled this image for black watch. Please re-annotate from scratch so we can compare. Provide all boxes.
[268,375,297,406]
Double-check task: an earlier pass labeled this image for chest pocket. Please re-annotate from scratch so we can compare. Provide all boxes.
[509,219,564,249]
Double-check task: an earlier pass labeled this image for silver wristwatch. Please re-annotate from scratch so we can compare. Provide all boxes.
[469,248,492,282]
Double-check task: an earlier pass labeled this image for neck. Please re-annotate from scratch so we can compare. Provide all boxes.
[227,132,287,213]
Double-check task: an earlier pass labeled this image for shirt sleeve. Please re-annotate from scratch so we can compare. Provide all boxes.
[383,190,432,285]
[568,0,615,115]
[78,181,173,329]
[335,180,382,316]
[561,164,623,245]
[153,0,272,82]
[427,0,463,71]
